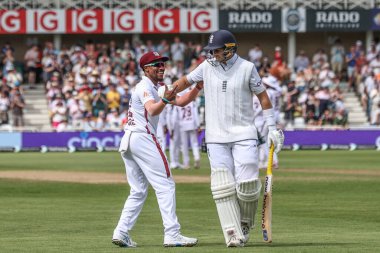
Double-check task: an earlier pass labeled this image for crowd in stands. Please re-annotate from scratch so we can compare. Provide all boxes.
[1,36,380,131]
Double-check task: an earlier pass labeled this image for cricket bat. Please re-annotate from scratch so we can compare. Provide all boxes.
[262,143,274,243]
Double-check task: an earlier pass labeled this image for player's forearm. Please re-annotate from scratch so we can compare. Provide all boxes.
[172,76,192,93]
[145,100,167,116]
[257,90,273,110]
[173,83,202,107]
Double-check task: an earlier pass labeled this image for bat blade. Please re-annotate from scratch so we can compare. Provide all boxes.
[262,144,274,243]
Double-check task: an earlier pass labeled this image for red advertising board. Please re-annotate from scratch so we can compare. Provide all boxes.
[66,9,103,34]
[0,10,26,34]
[0,9,216,34]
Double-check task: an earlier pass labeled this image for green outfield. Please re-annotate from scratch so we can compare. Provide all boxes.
[0,150,379,252]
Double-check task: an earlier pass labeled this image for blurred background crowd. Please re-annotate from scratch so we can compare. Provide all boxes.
[1,36,380,131]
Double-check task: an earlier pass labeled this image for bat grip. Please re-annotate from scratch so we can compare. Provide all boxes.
[267,144,275,176]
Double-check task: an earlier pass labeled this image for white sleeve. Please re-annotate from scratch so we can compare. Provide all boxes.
[186,61,205,84]
[249,66,265,94]
[136,84,155,105]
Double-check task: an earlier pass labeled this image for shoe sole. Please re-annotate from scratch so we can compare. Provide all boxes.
[112,239,136,248]
[163,242,198,247]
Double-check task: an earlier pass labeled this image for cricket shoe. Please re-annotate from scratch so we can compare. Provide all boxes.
[163,234,198,247]
[241,223,250,243]
[226,236,244,247]
[112,230,137,248]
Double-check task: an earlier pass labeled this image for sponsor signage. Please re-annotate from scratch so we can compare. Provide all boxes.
[15,130,380,148]
[219,10,281,32]
[370,9,380,30]
[282,8,306,32]
[306,9,370,31]
[0,9,217,34]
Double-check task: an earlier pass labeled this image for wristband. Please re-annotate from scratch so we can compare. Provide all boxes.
[161,97,170,104]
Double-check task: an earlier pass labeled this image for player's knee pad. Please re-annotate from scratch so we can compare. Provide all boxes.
[236,179,262,228]
[211,168,244,247]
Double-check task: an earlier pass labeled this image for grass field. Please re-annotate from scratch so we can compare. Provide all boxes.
[0,150,379,252]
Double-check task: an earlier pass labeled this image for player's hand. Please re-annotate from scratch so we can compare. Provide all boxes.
[158,85,178,101]
[267,129,284,153]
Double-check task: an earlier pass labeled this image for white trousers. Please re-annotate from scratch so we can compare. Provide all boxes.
[169,129,181,168]
[115,132,180,237]
[179,129,200,167]
[207,139,259,182]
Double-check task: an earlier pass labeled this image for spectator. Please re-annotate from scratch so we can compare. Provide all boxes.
[273,46,283,66]
[0,90,10,124]
[106,84,120,111]
[4,66,23,89]
[51,98,67,130]
[346,45,359,92]
[248,44,263,70]
[24,45,39,88]
[171,36,186,73]
[106,108,122,130]
[294,50,310,73]
[370,89,380,125]
[92,87,107,117]
[10,88,25,127]
[312,48,328,69]
[94,110,107,131]
[330,38,345,77]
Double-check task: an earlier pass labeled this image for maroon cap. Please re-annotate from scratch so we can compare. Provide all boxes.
[139,51,169,69]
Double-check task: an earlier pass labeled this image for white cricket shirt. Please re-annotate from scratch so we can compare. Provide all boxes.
[124,76,160,135]
[186,54,266,143]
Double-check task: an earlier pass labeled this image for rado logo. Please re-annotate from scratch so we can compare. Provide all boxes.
[316,11,360,23]
[228,11,272,24]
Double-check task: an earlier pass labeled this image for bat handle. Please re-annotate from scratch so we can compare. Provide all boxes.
[267,144,275,176]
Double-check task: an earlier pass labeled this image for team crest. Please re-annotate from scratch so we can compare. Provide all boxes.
[209,35,214,43]
[153,51,160,56]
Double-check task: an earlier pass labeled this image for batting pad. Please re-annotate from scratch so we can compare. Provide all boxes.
[237,179,262,228]
[211,168,244,246]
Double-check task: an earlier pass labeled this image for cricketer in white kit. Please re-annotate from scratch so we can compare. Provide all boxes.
[112,51,199,248]
[166,104,182,169]
[178,87,201,169]
[171,30,285,247]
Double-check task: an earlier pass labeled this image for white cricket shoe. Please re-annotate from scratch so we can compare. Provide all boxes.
[241,223,250,243]
[112,230,137,248]
[163,234,198,247]
[226,236,244,247]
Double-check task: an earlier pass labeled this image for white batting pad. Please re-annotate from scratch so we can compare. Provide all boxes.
[236,179,262,228]
[211,168,244,247]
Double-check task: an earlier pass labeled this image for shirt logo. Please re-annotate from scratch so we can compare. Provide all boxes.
[222,81,227,92]
[144,91,149,97]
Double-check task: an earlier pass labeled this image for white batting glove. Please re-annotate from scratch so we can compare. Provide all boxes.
[267,128,285,153]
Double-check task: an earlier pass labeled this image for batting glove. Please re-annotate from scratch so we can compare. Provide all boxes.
[267,128,285,153]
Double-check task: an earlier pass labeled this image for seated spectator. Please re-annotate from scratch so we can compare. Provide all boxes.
[4,65,23,90]
[0,90,10,124]
[332,94,348,126]
[94,110,107,131]
[50,95,66,128]
[83,112,96,132]
[318,109,334,126]
[78,84,93,113]
[68,94,85,129]
[370,89,380,125]
[106,108,122,130]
